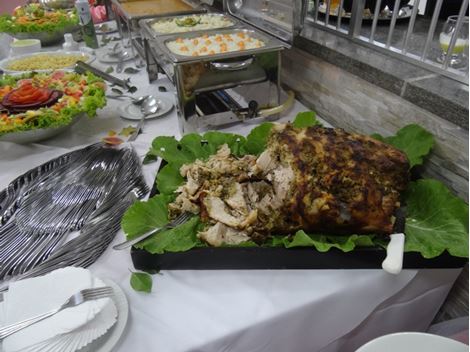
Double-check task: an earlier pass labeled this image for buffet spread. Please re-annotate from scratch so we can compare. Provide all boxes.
[0,0,468,351]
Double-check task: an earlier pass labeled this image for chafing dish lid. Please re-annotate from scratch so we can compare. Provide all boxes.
[223,0,307,43]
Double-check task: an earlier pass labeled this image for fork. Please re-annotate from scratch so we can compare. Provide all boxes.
[0,286,113,340]
[112,212,192,250]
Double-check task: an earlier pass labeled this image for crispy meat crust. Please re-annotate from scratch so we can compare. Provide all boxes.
[269,124,409,234]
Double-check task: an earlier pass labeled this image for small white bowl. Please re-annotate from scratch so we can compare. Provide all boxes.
[10,39,42,57]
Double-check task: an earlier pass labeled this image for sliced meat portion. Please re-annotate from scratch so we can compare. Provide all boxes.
[168,123,409,246]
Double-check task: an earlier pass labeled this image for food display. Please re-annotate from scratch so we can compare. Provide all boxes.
[167,32,265,57]
[119,0,193,17]
[0,4,77,34]
[123,114,468,262]
[3,52,89,72]
[169,124,409,246]
[0,71,106,136]
[150,14,234,34]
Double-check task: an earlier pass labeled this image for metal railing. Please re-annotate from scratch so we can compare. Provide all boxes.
[305,0,469,84]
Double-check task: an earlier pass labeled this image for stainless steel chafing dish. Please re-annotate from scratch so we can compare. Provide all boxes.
[111,0,207,58]
[140,0,307,133]
[144,12,239,37]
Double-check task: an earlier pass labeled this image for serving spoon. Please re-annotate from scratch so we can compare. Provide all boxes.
[128,96,159,141]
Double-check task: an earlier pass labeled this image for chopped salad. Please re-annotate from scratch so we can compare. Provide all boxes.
[0,71,106,136]
[0,4,78,33]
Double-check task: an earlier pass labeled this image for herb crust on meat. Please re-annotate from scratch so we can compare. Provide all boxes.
[169,123,410,246]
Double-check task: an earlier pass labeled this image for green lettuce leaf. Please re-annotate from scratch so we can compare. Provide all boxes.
[403,179,469,258]
[121,194,173,238]
[130,272,152,293]
[372,124,434,168]
[272,231,376,252]
[137,216,203,254]
[292,111,321,128]
[242,122,274,155]
[147,136,195,167]
[156,164,184,195]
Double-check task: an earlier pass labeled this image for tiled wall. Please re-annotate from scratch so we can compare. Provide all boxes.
[281,47,469,201]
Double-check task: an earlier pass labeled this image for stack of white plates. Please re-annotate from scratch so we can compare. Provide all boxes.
[0,268,128,352]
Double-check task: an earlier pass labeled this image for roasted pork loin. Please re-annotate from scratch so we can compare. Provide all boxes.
[169,124,410,246]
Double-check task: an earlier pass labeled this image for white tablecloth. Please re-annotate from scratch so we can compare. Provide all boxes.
[0,42,462,352]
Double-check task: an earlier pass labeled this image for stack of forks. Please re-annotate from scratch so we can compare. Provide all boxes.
[0,143,149,288]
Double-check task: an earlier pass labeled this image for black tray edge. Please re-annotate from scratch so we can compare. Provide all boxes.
[131,246,468,270]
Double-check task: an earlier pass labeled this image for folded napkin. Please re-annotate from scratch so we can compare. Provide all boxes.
[2,267,113,352]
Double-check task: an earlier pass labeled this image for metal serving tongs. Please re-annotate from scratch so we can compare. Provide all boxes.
[382,207,406,275]
[74,61,136,91]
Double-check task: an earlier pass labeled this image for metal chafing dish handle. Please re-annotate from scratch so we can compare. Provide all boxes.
[209,56,254,71]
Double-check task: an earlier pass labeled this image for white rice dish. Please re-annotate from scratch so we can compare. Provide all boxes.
[151,14,233,34]
[166,32,265,57]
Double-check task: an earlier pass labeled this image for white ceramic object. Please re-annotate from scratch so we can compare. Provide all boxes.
[0,51,95,74]
[96,49,137,64]
[77,279,129,352]
[118,95,174,120]
[382,233,405,275]
[10,39,42,57]
[356,332,468,352]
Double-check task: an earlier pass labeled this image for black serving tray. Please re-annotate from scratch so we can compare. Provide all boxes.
[131,246,467,271]
[130,161,468,271]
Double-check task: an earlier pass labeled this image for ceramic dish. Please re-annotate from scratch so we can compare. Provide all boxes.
[7,25,80,46]
[356,332,468,352]
[0,113,84,144]
[96,50,138,64]
[0,51,95,74]
[118,95,174,120]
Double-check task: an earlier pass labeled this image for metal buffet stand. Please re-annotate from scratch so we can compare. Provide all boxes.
[112,0,307,133]
[111,0,207,59]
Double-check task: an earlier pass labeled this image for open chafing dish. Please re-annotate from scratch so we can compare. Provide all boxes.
[140,0,307,133]
[111,0,208,57]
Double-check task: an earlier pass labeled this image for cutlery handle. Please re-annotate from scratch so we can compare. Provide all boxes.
[0,308,59,340]
[75,61,129,89]
[382,233,405,275]
[113,227,165,250]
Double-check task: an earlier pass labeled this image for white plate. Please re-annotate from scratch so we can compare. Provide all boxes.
[0,51,95,74]
[356,332,468,352]
[96,50,137,64]
[9,278,128,352]
[118,95,174,120]
[95,21,118,35]
[77,279,129,352]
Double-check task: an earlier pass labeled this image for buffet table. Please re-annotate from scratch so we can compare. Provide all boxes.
[0,42,463,352]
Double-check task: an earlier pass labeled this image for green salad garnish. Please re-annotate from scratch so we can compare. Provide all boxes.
[0,71,106,136]
[0,4,78,34]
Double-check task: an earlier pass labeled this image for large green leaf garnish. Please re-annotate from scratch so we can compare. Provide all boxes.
[403,179,469,258]
[372,124,434,168]
[121,194,173,238]
[130,272,152,293]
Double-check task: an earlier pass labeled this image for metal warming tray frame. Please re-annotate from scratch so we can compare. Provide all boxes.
[111,0,206,29]
[111,0,207,58]
[140,0,308,133]
[141,12,241,38]
[153,27,286,63]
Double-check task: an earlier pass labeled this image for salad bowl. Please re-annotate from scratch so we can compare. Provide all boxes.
[0,112,84,144]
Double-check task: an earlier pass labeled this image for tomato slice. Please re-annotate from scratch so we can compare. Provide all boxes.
[7,85,52,105]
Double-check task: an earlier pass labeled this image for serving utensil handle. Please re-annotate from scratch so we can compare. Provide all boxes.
[210,57,254,71]
[74,61,130,89]
[113,227,163,250]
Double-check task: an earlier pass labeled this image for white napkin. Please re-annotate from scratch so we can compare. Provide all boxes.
[2,267,112,352]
